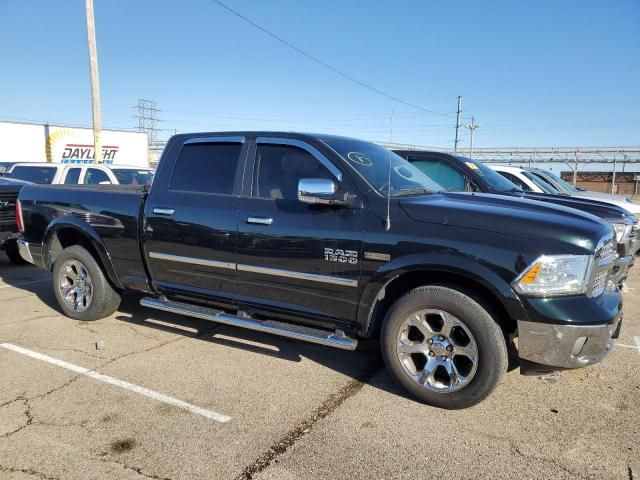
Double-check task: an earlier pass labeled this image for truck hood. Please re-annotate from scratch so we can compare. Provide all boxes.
[400,192,613,254]
[519,192,636,224]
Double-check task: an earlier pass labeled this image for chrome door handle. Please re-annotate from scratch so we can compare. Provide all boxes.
[153,208,175,216]
[247,216,273,225]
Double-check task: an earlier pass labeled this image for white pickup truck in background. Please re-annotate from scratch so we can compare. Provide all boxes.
[8,163,154,186]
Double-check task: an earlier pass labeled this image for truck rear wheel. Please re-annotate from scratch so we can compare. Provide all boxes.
[380,286,507,409]
[52,245,121,321]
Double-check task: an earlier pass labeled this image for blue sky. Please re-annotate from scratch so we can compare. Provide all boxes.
[0,0,638,148]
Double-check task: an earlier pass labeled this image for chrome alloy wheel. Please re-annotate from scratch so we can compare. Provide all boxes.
[396,309,479,393]
[58,259,93,312]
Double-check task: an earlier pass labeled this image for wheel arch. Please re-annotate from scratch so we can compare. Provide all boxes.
[43,217,123,290]
[358,257,526,338]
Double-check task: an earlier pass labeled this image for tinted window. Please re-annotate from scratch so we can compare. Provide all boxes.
[170,143,242,195]
[254,144,333,200]
[522,171,559,194]
[409,158,466,191]
[85,168,111,184]
[112,169,154,186]
[64,168,82,184]
[455,157,520,193]
[532,170,578,193]
[497,171,531,191]
[10,166,56,184]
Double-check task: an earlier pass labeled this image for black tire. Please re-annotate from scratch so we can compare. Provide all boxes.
[52,245,121,321]
[380,286,508,409]
[4,241,29,265]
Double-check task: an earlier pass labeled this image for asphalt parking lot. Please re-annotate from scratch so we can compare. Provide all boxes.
[1,253,638,480]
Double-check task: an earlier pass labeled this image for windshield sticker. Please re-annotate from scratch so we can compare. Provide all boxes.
[465,162,479,170]
[347,152,372,167]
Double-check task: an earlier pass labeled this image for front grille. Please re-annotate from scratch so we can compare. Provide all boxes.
[0,194,17,226]
[590,238,616,297]
[596,239,617,266]
[591,271,608,297]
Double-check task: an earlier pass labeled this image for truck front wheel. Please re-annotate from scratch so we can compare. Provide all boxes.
[52,245,121,321]
[381,286,508,409]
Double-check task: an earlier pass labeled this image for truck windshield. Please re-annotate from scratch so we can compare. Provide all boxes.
[521,171,559,194]
[455,157,522,193]
[323,139,444,196]
[112,169,154,186]
[10,166,56,184]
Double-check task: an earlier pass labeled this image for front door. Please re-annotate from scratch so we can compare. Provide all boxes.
[143,136,247,305]
[237,137,367,325]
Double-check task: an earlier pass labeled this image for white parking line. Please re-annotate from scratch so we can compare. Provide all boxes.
[616,337,640,354]
[0,278,49,289]
[0,343,231,423]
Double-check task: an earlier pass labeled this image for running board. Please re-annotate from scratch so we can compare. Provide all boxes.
[140,297,358,351]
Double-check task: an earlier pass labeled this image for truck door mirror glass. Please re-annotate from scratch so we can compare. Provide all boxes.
[298,178,350,206]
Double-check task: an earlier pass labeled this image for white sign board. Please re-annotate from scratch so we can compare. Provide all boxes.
[0,122,149,167]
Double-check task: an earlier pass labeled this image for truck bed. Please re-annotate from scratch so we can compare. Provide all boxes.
[18,183,148,289]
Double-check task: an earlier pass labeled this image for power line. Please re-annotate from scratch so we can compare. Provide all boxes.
[211,0,453,118]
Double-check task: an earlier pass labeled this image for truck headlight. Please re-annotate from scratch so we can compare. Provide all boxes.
[513,255,591,296]
[611,223,632,243]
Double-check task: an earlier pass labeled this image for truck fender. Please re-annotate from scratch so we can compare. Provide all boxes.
[357,252,528,335]
[43,216,123,289]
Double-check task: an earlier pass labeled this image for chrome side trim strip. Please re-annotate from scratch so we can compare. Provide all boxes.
[149,252,236,270]
[255,136,343,181]
[184,136,245,144]
[237,264,358,287]
[148,252,358,287]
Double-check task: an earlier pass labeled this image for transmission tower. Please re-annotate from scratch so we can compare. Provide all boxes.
[134,99,161,144]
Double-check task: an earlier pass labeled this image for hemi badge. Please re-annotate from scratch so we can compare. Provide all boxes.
[364,252,390,262]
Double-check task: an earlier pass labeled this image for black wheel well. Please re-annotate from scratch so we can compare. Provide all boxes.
[45,228,102,272]
[366,270,516,338]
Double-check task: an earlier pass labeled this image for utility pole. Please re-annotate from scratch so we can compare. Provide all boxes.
[454,96,462,152]
[85,0,102,163]
[465,117,479,158]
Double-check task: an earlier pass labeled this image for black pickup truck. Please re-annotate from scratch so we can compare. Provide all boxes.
[0,177,30,264]
[394,150,638,286]
[17,132,622,408]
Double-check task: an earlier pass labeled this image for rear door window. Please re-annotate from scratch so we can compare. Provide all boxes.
[169,142,243,195]
[10,166,57,184]
[85,168,112,185]
[497,171,532,191]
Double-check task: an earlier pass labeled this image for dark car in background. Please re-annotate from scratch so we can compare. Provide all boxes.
[394,150,638,285]
[0,176,31,264]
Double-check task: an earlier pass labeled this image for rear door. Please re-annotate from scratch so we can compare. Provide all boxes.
[236,137,366,324]
[143,136,247,305]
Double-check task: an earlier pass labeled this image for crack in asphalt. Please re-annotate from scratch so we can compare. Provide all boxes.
[512,446,595,480]
[235,357,384,480]
[0,395,33,439]
[94,457,173,480]
[0,463,59,479]
[0,324,218,439]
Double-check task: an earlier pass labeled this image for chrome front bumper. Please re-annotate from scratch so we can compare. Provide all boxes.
[517,316,621,369]
[611,255,632,285]
[17,239,34,264]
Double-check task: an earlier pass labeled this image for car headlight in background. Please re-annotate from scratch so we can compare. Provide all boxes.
[513,255,591,296]
[611,223,632,243]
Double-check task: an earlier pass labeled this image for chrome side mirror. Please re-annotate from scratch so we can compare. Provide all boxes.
[298,178,353,206]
